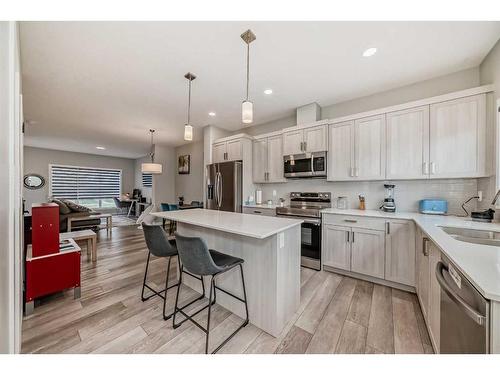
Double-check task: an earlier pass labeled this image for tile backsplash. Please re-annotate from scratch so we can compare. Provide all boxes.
[256,178,480,215]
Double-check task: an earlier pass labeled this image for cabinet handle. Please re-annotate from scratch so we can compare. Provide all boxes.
[422,237,429,256]
[354,167,359,177]
[430,162,436,175]
[350,167,354,177]
[304,141,307,152]
[423,162,429,175]
[344,219,357,223]
[352,232,355,243]
[300,142,304,152]
[386,222,390,235]
[346,231,350,242]
[253,211,262,214]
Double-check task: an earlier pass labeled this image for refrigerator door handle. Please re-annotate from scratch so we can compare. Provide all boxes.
[217,172,223,209]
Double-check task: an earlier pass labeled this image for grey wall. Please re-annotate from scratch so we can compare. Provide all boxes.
[134,156,153,201]
[175,140,204,203]
[149,144,176,208]
[23,146,136,211]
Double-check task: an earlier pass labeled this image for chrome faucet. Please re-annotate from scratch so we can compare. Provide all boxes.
[492,190,500,206]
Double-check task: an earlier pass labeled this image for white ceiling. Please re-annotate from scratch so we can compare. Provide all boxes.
[20,21,500,159]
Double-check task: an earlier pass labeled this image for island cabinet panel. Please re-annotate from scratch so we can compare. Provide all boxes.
[177,222,301,337]
[350,227,385,279]
[429,94,486,178]
[385,220,416,287]
[323,224,351,271]
[386,106,430,179]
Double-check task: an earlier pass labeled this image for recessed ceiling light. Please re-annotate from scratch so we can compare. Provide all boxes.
[208,112,216,117]
[362,47,377,57]
[96,146,106,150]
[264,89,273,95]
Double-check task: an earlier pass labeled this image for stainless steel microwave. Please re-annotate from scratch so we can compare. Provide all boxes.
[284,151,327,178]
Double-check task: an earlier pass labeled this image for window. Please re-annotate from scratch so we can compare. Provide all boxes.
[50,164,122,209]
[142,173,152,188]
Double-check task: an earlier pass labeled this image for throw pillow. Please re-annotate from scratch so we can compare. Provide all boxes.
[63,199,92,213]
[50,198,72,215]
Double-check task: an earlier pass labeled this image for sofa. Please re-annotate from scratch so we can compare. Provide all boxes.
[49,198,102,232]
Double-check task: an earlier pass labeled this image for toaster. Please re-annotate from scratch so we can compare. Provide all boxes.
[419,199,448,215]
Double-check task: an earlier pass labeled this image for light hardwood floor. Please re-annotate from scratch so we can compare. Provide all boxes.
[22,226,433,354]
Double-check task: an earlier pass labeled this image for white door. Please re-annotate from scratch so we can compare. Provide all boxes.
[267,135,286,182]
[283,129,304,155]
[385,220,416,286]
[327,121,354,181]
[354,115,386,180]
[350,228,385,279]
[386,106,430,179]
[304,125,327,152]
[226,139,242,161]
[323,225,351,271]
[428,241,441,352]
[416,234,430,320]
[212,142,226,163]
[429,94,486,178]
[252,139,268,183]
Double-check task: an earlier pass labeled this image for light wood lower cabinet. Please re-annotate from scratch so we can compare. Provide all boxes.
[350,228,385,279]
[416,232,430,320]
[323,224,351,271]
[385,220,416,286]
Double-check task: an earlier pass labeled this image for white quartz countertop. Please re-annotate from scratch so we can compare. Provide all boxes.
[152,208,302,239]
[322,208,500,301]
[243,203,280,209]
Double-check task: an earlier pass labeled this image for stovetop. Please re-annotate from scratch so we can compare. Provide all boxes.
[276,192,332,218]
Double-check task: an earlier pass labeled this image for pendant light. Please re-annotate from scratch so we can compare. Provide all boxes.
[184,72,196,141]
[241,29,256,124]
[141,129,163,174]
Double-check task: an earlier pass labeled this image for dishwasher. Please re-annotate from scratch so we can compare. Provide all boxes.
[436,254,490,353]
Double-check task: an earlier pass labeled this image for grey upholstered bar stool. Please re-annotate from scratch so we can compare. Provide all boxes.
[141,223,205,320]
[172,232,249,354]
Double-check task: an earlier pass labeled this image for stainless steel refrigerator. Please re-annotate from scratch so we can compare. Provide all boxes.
[206,161,242,212]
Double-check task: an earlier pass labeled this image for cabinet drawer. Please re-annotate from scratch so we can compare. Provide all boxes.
[322,214,386,231]
[243,207,276,217]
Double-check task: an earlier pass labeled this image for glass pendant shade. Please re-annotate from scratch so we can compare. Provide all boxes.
[184,124,193,141]
[141,162,162,174]
[242,100,253,124]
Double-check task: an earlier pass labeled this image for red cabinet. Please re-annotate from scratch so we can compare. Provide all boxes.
[32,203,59,257]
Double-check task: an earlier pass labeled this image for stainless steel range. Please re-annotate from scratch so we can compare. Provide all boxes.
[276,192,331,270]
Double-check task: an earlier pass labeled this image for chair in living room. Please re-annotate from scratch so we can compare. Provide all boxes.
[113,197,130,215]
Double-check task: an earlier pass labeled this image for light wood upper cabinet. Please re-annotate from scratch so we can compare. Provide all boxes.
[429,94,486,178]
[323,224,351,271]
[212,141,226,163]
[386,106,430,179]
[350,227,385,279]
[283,124,328,155]
[354,115,386,180]
[252,138,268,183]
[283,129,304,155]
[252,135,285,183]
[385,220,416,286]
[327,121,354,181]
[267,135,286,182]
[226,139,243,161]
[304,125,327,152]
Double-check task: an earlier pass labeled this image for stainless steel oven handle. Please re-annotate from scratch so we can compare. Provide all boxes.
[435,261,487,326]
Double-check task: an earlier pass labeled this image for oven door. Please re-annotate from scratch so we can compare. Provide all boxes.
[300,219,322,270]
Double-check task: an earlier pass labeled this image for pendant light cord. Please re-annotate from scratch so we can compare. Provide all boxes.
[149,129,155,163]
[187,78,192,124]
[246,42,250,101]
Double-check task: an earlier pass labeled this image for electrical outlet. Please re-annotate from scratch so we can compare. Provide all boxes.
[478,191,483,202]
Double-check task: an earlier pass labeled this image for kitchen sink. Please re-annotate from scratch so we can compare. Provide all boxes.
[440,226,500,247]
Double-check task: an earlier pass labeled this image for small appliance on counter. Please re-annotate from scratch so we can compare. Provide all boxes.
[419,199,448,215]
[380,184,396,212]
[255,189,263,205]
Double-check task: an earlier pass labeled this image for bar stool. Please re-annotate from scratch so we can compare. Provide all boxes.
[141,223,205,320]
[172,232,249,354]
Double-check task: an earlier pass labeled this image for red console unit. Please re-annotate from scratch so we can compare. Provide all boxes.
[31,203,60,257]
[25,203,81,315]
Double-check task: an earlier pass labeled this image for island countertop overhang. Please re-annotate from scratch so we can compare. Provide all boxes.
[152,208,303,239]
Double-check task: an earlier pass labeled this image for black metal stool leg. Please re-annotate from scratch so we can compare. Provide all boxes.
[205,276,215,354]
[163,256,175,320]
[172,264,184,328]
[141,252,151,301]
[240,264,249,325]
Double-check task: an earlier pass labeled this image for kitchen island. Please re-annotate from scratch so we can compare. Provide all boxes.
[152,208,303,337]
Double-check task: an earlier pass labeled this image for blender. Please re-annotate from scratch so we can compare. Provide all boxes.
[381,184,396,212]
